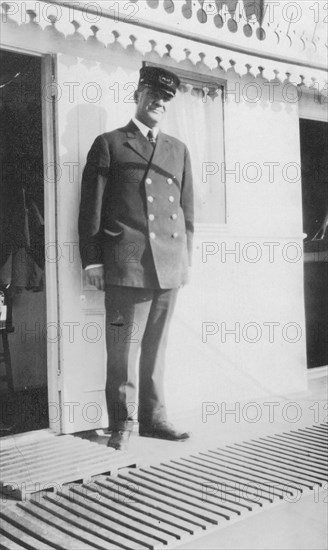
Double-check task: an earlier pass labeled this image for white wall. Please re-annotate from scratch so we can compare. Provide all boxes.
[165,78,307,418]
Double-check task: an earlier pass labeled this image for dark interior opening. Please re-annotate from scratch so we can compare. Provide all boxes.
[0,49,48,434]
[300,118,328,369]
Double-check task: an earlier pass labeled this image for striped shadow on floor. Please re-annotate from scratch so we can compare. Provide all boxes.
[0,423,327,549]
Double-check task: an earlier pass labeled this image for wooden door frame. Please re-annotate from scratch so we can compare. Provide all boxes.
[41,53,61,432]
[299,92,328,369]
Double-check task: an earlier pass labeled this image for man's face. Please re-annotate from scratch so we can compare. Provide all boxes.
[135,86,172,127]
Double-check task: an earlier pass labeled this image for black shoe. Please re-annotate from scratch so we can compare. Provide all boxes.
[107,430,131,451]
[139,421,190,441]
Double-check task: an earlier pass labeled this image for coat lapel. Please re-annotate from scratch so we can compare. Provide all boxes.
[150,132,173,171]
[125,122,154,162]
[124,121,173,171]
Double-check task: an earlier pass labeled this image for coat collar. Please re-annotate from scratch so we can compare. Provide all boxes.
[125,120,172,166]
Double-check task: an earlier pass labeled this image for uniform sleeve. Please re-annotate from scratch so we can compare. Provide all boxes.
[78,135,110,269]
[181,145,194,266]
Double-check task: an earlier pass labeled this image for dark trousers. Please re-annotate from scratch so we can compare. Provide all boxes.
[105,285,178,430]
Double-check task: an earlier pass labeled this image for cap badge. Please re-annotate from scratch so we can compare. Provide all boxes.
[159,74,173,86]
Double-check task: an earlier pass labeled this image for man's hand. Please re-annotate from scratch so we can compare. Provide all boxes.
[181,266,192,288]
[86,266,105,291]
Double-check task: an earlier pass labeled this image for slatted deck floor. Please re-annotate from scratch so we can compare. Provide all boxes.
[0,423,327,549]
[0,433,137,500]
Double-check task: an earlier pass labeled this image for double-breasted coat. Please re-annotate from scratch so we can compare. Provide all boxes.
[78,120,194,289]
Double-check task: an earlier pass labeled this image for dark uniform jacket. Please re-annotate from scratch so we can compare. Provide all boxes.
[78,120,194,289]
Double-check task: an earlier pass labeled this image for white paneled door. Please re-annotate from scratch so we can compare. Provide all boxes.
[54,54,226,433]
[54,55,137,433]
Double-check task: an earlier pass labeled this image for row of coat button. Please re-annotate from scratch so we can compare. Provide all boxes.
[147,195,175,203]
[150,232,179,239]
[147,175,177,240]
[148,214,177,221]
[146,177,173,185]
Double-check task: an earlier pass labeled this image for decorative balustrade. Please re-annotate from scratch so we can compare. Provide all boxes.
[0,0,327,95]
[42,0,326,64]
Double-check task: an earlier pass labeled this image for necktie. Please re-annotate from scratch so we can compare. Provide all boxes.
[147,129,156,147]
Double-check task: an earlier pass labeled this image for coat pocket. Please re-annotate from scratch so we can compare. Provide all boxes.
[103,228,123,237]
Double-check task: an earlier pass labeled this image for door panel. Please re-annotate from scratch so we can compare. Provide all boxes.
[56,55,137,432]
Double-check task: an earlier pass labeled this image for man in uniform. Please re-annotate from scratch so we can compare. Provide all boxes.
[78,65,194,450]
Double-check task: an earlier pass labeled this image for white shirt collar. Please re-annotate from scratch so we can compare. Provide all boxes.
[132,117,159,138]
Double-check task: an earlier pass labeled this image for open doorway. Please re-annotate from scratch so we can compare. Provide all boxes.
[0,49,49,434]
[300,118,328,369]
